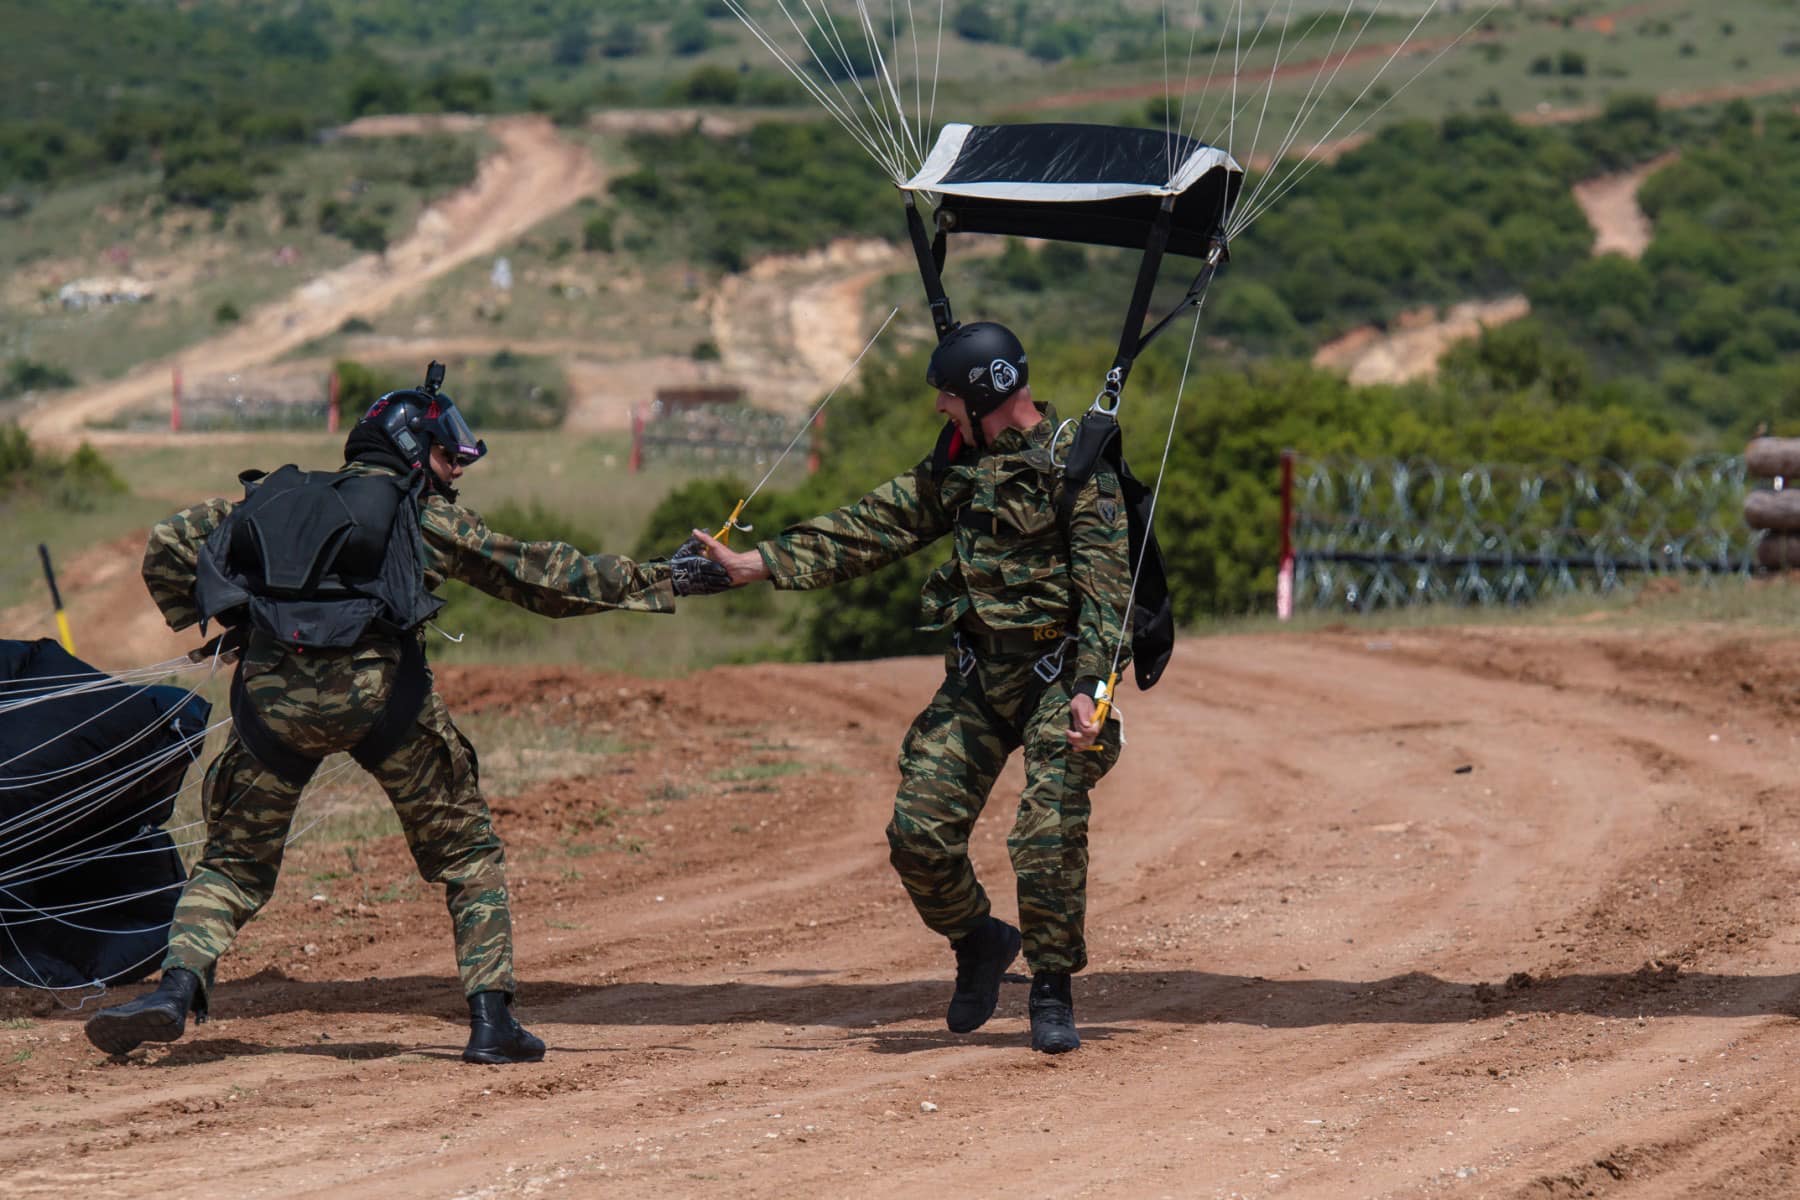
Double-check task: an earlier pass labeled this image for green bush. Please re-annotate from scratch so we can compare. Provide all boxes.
[582,213,615,252]
[0,425,125,511]
[3,358,75,398]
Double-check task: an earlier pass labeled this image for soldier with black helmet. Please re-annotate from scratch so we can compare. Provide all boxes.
[85,363,730,1064]
[694,322,1131,1053]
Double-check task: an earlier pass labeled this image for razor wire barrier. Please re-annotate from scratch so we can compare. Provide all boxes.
[1279,453,1755,614]
[629,389,822,474]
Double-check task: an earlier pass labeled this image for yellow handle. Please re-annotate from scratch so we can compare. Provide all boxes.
[1081,670,1118,752]
[54,610,76,656]
[714,497,748,545]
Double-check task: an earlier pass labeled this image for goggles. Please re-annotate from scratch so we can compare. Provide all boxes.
[436,404,487,467]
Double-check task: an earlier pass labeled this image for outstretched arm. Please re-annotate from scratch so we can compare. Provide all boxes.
[748,460,953,591]
[421,497,676,616]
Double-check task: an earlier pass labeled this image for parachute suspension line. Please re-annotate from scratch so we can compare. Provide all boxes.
[1227,1,1501,239]
[714,305,902,544]
[0,656,209,714]
[802,0,917,178]
[1226,0,1432,234]
[0,722,214,856]
[809,0,904,172]
[0,656,196,696]
[1196,0,1364,215]
[1216,0,1303,188]
[1221,0,1298,190]
[0,723,221,881]
[925,0,945,158]
[720,1,908,181]
[1160,0,1174,180]
[866,0,921,169]
[1168,0,1214,175]
[1106,279,1212,690]
[0,641,222,782]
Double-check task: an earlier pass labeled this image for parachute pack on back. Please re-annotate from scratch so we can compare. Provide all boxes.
[194,464,442,650]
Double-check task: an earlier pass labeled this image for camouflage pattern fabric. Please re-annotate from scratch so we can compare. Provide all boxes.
[756,404,1131,682]
[142,460,674,1002]
[889,644,1122,974]
[164,641,511,998]
[143,461,675,633]
[755,404,1134,974]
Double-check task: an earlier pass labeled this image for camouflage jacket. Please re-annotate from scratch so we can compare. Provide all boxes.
[142,462,674,634]
[756,404,1132,682]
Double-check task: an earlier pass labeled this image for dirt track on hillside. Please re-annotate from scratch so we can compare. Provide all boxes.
[18,116,604,443]
[8,616,1800,1197]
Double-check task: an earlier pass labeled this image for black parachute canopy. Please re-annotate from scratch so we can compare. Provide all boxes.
[902,123,1244,258]
[0,639,210,988]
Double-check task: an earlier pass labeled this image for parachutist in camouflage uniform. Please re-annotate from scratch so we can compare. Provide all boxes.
[85,366,730,1064]
[694,322,1130,1053]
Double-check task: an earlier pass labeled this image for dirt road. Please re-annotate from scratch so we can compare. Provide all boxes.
[19,116,604,443]
[7,620,1800,1197]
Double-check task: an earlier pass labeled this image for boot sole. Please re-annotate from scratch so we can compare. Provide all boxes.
[946,923,1023,1034]
[1031,1032,1081,1054]
[462,1044,547,1065]
[84,1007,184,1056]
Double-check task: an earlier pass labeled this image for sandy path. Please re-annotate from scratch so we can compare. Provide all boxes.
[7,621,1800,1195]
[1571,150,1681,260]
[19,116,605,444]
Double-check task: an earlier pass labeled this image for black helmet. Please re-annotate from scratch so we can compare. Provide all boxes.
[357,361,487,471]
[925,322,1028,416]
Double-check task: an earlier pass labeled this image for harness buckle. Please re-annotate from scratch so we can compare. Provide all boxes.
[1089,367,1124,416]
[1032,635,1073,684]
[953,633,977,678]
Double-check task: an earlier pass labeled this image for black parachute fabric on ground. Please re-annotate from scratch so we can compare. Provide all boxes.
[0,639,209,988]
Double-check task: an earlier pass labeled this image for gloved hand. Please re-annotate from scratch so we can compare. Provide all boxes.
[670,551,733,597]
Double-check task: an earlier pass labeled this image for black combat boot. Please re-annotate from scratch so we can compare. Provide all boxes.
[84,968,205,1055]
[945,916,1022,1034]
[463,992,546,1064]
[1028,971,1080,1054]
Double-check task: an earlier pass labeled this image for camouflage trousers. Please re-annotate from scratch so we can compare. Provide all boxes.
[886,642,1122,975]
[163,639,513,1001]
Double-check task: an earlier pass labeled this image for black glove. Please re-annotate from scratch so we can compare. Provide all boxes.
[670,552,732,597]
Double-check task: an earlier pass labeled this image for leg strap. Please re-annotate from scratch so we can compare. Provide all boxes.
[228,668,322,787]
[349,636,431,771]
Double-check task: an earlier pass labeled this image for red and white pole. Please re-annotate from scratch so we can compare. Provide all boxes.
[629,405,644,474]
[170,365,183,433]
[327,370,341,433]
[1277,449,1295,621]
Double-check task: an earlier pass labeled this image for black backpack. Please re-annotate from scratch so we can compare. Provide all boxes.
[1053,411,1174,691]
[192,464,443,783]
[929,414,1175,691]
[194,464,442,650]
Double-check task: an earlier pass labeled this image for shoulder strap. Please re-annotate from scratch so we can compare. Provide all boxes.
[1057,411,1122,528]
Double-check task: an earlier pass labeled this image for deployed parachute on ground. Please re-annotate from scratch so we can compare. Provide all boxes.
[0,639,212,989]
